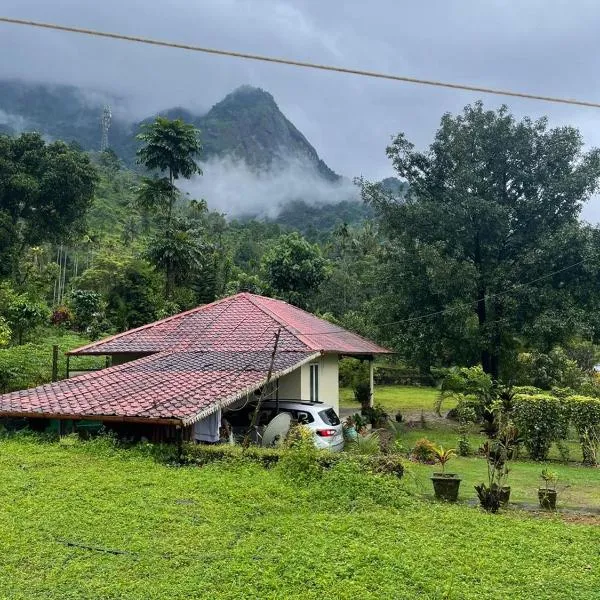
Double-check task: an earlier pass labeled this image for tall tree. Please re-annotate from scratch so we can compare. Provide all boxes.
[136,117,204,298]
[0,133,98,274]
[136,117,202,226]
[363,102,600,378]
[262,232,329,309]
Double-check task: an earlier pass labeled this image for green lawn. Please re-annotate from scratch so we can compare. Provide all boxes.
[1,436,599,599]
[407,454,600,509]
[340,384,447,415]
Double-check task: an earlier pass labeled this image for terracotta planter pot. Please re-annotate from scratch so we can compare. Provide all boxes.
[538,488,557,510]
[431,473,461,502]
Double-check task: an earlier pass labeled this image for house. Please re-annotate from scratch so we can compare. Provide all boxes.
[0,293,390,441]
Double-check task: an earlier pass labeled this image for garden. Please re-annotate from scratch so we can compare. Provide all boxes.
[339,361,600,515]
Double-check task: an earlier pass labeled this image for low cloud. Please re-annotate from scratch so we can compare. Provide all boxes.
[182,155,359,218]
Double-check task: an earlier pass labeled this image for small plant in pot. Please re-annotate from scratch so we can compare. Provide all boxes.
[538,469,558,510]
[430,446,461,502]
[474,416,517,513]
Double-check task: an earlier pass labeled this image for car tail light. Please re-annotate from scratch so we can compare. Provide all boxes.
[316,429,337,437]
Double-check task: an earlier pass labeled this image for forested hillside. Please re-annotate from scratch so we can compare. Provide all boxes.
[0,80,339,178]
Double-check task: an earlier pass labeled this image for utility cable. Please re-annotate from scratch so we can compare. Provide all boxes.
[2,16,600,109]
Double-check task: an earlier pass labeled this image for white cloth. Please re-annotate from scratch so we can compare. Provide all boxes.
[193,409,221,443]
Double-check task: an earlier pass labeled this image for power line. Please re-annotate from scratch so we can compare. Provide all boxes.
[2,16,600,110]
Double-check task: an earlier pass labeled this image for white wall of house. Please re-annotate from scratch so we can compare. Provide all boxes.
[277,367,302,399]
[276,353,339,413]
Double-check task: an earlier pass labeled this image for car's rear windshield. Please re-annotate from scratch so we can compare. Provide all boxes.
[319,408,340,426]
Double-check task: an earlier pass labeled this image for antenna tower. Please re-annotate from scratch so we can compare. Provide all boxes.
[100,105,112,151]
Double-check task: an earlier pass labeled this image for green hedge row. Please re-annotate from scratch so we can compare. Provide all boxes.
[513,392,600,463]
[182,443,404,478]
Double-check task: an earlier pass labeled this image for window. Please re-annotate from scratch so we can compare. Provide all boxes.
[309,363,319,402]
[319,408,340,426]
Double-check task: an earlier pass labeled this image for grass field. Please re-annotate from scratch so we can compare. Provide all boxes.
[0,436,599,599]
[340,385,449,415]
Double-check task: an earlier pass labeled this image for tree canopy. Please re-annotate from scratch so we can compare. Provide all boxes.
[362,102,600,376]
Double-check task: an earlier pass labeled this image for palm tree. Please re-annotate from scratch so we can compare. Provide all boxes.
[136,117,202,226]
[136,117,203,298]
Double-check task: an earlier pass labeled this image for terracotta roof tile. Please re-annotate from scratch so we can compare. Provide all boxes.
[0,350,319,425]
[69,293,390,356]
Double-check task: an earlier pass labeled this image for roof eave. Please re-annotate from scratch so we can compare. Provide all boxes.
[0,411,183,426]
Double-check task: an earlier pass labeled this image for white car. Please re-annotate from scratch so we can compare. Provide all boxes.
[259,400,344,452]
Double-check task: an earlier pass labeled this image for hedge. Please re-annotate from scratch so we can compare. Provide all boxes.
[182,443,404,477]
[513,393,600,464]
[513,394,570,461]
[567,395,600,465]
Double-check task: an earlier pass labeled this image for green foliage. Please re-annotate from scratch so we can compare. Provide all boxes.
[144,224,208,299]
[106,261,163,331]
[6,296,49,345]
[567,395,600,465]
[0,316,10,347]
[456,431,472,457]
[540,468,559,490]
[513,394,569,460]
[436,366,494,417]
[432,445,456,474]
[261,232,329,309]
[0,331,101,392]
[516,347,586,390]
[278,425,322,482]
[338,357,370,388]
[0,133,98,252]
[68,289,104,333]
[353,380,372,406]
[347,431,381,456]
[362,102,600,376]
[361,403,388,428]
[136,117,202,182]
[410,438,437,464]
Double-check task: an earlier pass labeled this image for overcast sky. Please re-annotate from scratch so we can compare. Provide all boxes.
[3,1,600,219]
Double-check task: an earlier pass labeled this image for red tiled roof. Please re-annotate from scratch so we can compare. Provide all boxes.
[69,293,390,356]
[0,350,319,425]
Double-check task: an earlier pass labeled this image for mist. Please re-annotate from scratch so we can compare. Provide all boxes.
[182,155,360,218]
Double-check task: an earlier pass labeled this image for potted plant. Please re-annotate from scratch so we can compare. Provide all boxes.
[474,418,517,512]
[431,446,461,501]
[538,469,558,510]
[343,415,358,441]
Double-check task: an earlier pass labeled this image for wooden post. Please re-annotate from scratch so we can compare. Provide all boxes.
[243,328,281,449]
[66,355,70,379]
[369,358,374,407]
[51,345,59,382]
[176,425,183,463]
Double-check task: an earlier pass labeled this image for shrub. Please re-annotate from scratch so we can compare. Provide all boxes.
[410,438,437,464]
[566,395,600,465]
[515,348,585,390]
[278,425,323,481]
[182,440,405,479]
[361,403,388,427]
[182,442,283,468]
[358,454,404,478]
[513,394,569,460]
[339,357,369,388]
[354,381,372,407]
[457,433,472,457]
[347,431,381,455]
